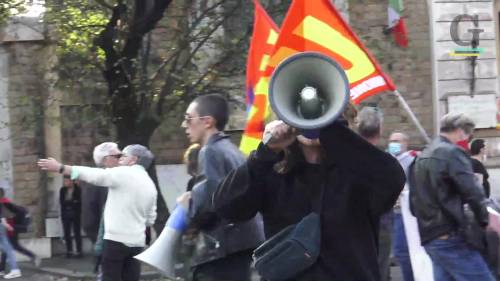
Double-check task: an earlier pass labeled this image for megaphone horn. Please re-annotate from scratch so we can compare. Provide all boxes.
[267,52,350,138]
[134,206,190,279]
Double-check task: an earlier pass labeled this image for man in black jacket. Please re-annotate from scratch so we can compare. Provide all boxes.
[213,118,405,281]
[176,94,264,281]
[60,176,82,257]
[410,112,494,281]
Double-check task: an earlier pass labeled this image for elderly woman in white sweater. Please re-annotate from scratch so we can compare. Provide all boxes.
[38,144,157,281]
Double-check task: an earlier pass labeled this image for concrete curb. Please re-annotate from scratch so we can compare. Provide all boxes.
[22,263,161,279]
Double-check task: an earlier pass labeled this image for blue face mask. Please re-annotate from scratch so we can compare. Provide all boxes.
[388,142,402,156]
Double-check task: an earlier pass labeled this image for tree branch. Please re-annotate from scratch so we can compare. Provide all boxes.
[179,4,238,72]
[148,0,230,83]
[152,1,242,118]
[186,24,251,98]
[95,3,126,83]
[129,0,174,36]
[188,0,227,31]
[120,0,173,81]
[94,0,114,10]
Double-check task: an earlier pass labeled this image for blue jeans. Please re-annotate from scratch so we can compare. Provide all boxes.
[424,234,495,281]
[0,225,18,271]
[392,213,414,281]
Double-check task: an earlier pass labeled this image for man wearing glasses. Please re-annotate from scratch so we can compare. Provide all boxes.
[176,94,264,281]
[81,142,122,244]
[37,144,157,281]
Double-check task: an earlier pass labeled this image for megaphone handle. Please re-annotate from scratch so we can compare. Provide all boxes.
[262,131,273,145]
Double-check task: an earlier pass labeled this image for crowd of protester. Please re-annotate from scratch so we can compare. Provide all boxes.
[25,94,500,281]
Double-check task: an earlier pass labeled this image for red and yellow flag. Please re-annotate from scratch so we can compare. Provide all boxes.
[265,0,396,103]
[239,0,279,155]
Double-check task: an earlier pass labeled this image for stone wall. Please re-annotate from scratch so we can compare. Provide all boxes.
[60,104,113,166]
[3,42,49,237]
[349,0,434,148]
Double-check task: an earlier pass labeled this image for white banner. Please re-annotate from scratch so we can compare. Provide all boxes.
[401,188,435,281]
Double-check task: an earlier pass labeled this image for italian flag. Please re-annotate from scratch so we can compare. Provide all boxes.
[387,0,408,47]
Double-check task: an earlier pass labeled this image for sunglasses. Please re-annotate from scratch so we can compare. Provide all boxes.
[182,115,209,126]
[107,154,122,159]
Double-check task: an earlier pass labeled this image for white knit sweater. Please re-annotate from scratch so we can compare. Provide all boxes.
[71,165,157,247]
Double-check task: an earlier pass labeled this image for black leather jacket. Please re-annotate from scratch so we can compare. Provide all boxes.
[409,136,489,244]
[189,132,264,266]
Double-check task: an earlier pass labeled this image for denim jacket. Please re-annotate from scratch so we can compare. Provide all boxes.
[189,132,264,266]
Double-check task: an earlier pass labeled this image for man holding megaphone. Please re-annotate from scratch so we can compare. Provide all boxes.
[212,52,406,281]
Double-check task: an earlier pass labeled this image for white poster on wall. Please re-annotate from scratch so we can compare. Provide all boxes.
[156,164,190,213]
[448,94,497,128]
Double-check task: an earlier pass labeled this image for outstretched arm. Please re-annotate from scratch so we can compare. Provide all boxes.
[38,158,73,176]
[38,158,114,188]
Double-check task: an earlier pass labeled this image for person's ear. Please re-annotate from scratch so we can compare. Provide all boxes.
[130,155,139,165]
[203,116,215,129]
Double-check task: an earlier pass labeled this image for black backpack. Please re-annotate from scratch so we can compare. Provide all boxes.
[4,203,31,233]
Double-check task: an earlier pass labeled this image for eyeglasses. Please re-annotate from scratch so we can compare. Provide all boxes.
[106,154,122,159]
[182,115,209,126]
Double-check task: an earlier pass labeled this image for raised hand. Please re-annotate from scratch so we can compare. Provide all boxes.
[37,157,62,173]
[263,120,297,152]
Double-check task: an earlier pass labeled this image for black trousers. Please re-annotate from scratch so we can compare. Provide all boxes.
[62,217,82,254]
[192,250,253,281]
[102,239,143,281]
[0,232,35,271]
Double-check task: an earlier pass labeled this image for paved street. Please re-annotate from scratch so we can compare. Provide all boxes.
[10,255,162,281]
[390,265,404,281]
[9,256,406,281]
[8,256,406,281]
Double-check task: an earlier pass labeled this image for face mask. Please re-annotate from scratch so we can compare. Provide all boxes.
[456,139,469,151]
[388,142,402,156]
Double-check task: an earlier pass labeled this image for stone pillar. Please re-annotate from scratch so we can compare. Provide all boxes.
[1,0,57,238]
[0,48,14,199]
[42,46,62,218]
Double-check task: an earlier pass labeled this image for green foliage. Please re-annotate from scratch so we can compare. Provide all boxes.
[46,1,108,82]
[45,0,258,145]
[0,0,26,26]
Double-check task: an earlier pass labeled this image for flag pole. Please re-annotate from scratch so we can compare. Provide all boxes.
[393,90,431,144]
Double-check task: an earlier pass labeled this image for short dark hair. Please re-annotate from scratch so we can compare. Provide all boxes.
[470,139,485,156]
[194,94,229,131]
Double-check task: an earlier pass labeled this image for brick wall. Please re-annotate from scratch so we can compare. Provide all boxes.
[60,104,113,166]
[349,0,434,148]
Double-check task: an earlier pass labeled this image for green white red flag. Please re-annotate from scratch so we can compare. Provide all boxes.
[387,0,408,47]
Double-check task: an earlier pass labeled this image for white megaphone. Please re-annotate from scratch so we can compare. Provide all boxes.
[134,205,190,279]
[264,51,350,143]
